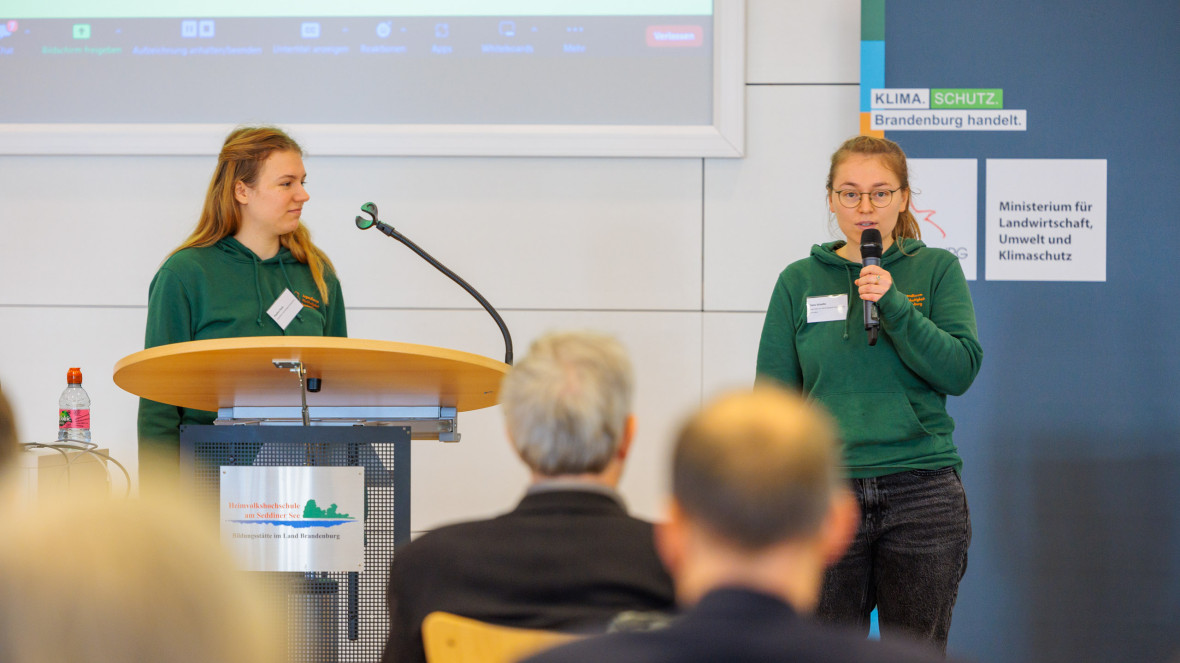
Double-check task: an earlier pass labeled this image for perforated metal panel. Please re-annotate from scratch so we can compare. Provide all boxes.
[182,425,410,663]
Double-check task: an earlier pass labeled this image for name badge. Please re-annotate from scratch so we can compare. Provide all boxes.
[806,294,848,323]
[267,288,304,330]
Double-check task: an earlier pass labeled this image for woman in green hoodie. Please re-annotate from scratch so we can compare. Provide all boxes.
[137,126,347,492]
[756,136,981,652]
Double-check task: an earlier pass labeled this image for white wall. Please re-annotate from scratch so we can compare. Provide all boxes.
[0,0,860,531]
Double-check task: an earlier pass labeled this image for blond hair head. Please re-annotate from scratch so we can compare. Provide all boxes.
[174,125,335,303]
[0,494,281,663]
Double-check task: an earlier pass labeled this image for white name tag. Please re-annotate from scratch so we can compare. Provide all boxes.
[806,294,848,323]
[267,288,304,330]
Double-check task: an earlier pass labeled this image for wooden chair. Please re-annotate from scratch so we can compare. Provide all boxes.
[421,611,583,663]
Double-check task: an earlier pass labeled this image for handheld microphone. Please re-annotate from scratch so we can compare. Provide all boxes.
[355,202,514,365]
[860,229,883,346]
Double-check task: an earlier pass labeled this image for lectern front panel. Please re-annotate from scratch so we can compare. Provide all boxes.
[181,425,410,663]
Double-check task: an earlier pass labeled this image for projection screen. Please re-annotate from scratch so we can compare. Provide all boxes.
[0,0,744,156]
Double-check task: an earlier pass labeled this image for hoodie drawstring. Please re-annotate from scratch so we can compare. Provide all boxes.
[842,266,856,341]
[251,254,265,327]
[277,258,303,324]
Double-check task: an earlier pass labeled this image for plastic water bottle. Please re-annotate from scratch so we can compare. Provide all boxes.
[58,367,93,447]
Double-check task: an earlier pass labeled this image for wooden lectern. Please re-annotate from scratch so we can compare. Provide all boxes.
[114,336,509,663]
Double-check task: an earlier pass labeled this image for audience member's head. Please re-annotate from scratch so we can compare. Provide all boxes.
[519,387,949,663]
[657,386,858,611]
[0,388,17,471]
[499,331,635,482]
[0,494,281,663]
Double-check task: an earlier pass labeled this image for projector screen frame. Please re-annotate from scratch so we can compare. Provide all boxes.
[0,1,744,158]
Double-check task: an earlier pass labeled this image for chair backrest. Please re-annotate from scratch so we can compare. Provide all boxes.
[421,611,582,663]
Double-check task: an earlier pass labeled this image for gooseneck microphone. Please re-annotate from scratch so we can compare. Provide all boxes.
[860,228,883,347]
[355,202,514,365]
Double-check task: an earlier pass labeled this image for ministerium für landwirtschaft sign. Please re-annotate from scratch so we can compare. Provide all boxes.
[220,466,365,572]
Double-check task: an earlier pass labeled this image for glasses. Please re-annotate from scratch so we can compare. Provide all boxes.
[832,188,900,208]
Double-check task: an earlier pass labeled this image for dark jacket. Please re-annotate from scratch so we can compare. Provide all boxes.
[523,587,957,663]
[381,489,675,663]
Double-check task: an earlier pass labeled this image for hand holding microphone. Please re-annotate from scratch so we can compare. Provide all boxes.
[858,229,886,346]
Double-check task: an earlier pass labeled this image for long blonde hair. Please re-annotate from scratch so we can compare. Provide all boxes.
[173,126,335,303]
[826,135,921,244]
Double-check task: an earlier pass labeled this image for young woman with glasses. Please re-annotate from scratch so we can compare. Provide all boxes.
[756,135,982,652]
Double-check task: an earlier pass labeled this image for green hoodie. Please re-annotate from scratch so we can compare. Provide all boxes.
[756,239,982,478]
[137,237,347,486]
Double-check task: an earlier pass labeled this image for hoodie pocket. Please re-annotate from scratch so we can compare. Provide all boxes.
[813,390,931,445]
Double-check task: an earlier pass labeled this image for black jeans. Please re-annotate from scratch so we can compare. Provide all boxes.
[816,467,971,653]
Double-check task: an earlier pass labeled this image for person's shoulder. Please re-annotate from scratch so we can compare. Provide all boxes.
[148,249,203,291]
[387,522,477,580]
[405,517,492,546]
[912,243,958,264]
[890,238,942,261]
[159,245,222,274]
[783,254,815,273]
[614,507,660,535]
[779,252,821,280]
[524,490,651,526]
[769,245,841,297]
[786,240,847,273]
[893,241,964,275]
[394,513,510,558]
[321,256,343,282]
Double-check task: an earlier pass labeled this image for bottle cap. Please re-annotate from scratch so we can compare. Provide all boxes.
[67,367,82,384]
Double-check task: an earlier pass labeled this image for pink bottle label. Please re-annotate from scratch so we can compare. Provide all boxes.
[59,409,90,429]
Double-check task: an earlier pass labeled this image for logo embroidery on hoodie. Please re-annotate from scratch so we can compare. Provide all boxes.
[907,293,926,308]
[295,291,322,310]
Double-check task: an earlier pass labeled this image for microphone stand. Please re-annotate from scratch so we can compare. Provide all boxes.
[355,202,514,365]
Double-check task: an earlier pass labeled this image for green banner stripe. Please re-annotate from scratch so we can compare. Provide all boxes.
[861,0,885,41]
[930,89,1004,109]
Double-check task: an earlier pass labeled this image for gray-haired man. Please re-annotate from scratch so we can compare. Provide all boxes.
[381,331,674,663]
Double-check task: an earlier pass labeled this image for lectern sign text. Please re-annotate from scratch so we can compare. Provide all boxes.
[220,466,365,572]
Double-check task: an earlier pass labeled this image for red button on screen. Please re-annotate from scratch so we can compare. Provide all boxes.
[646,25,703,47]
